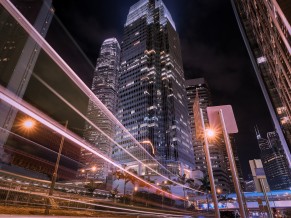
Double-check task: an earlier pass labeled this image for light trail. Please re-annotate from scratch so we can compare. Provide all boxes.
[0,86,200,200]
[0,0,206,195]
[0,0,177,179]
[0,126,83,167]
[32,74,205,194]
[0,180,194,217]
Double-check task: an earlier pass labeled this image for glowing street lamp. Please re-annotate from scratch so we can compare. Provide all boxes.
[206,129,215,138]
[23,119,35,129]
[199,109,220,218]
[92,166,97,172]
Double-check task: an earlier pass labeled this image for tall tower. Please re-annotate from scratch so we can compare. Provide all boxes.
[185,78,211,173]
[232,0,291,166]
[0,0,54,163]
[187,78,231,193]
[114,0,194,176]
[255,128,291,190]
[80,38,120,180]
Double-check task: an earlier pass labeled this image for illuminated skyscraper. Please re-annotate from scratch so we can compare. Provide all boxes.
[185,78,211,173]
[186,78,245,193]
[187,78,231,192]
[232,0,291,166]
[255,129,291,190]
[80,38,120,180]
[114,0,194,176]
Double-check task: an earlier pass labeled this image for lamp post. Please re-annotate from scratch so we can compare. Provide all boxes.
[22,119,68,214]
[45,120,68,214]
[207,106,248,218]
[200,109,220,218]
[81,166,97,182]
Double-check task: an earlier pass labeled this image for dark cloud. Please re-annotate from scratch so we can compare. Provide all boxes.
[51,0,274,178]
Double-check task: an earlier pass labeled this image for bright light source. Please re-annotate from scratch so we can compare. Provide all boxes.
[134,186,138,191]
[92,166,97,171]
[206,129,215,138]
[23,119,35,129]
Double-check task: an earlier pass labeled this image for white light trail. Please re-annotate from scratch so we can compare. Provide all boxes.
[0,186,192,217]
[0,0,176,178]
[0,0,206,195]
[0,86,199,200]
[32,74,205,194]
[0,126,83,167]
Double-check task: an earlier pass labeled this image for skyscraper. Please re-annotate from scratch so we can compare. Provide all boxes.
[114,0,194,176]
[249,159,270,192]
[255,129,291,190]
[186,78,245,193]
[80,38,120,180]
[185,78,211,173]
[232,0,291,166]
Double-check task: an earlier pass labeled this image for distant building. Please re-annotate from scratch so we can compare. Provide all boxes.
[249,159,270,192]
[228,136,245,192]
[114,0,194,176]
[232,0,291,165]
[80,38,120,180]
[185,78,211,173]
[255,129,291,190]
[245,179,255,192]
[187,78,231,193]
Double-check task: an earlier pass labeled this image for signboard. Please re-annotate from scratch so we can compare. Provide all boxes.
[206,105,238,134]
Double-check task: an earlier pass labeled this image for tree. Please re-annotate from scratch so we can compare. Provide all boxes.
[113,168,138,203]
[156,181,171,208]
[110,185,119,203]
[197,176,211,211]
[84,180,103,196]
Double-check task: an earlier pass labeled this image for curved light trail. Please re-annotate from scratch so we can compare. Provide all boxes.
[0,86,206,201]
[32,74,205,194]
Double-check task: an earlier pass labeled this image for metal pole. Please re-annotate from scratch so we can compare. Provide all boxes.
[200,108,220,218]
[218,110,247,218]
[259,178,273,218]
[45,120,68,214]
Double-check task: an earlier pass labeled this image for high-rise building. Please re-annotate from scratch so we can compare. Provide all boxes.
[255,129,291,190]
[186,78,231,193]
[80,38,120,180]
[113,0,194,176]
[249,159,270,192]
[231,0,291,166]
[0,0,54,163]
[185,78,211,173]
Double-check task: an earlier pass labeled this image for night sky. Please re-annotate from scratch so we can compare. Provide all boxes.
[49,0,274,178]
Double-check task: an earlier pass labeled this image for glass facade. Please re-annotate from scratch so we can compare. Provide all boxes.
[114,0,194,176]
[256,130,291,190]
[232,0,291,166]
[80,38,120,180]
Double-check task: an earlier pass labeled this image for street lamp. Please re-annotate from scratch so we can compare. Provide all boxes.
[22,119,68,214]
[45,120,68,214]
[81,166,97,181]
[199,109,220,218]
[23,119,35,129]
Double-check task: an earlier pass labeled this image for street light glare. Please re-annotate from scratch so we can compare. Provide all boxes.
[23,119,35,129]
[206,129,215,138]
[92,166,97,171]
